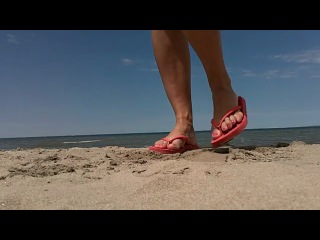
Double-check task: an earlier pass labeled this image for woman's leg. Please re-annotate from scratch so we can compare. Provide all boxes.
[181,30,244,139]
[151,30,197,149]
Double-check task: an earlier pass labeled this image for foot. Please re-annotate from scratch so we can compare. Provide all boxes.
[211,88,244,140]
[153,123,198,150]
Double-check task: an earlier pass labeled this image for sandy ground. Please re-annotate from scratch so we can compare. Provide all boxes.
[0,141,319,210]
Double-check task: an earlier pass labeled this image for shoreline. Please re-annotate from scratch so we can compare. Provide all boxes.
[1,125,320,140]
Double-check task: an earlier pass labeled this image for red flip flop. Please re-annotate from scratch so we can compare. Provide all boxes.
[149,135,200,154]
[211,96,248,148]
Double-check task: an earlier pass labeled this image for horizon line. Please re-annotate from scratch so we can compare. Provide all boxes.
[1,125,319,139]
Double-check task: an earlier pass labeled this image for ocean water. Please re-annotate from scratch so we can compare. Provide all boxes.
[1,126,320,151]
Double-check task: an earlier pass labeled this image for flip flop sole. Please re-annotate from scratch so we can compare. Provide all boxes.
[149,144,200,154]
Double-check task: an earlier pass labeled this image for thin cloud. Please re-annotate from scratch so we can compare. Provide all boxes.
[140,68,159,72]
[226,66,233,73]
[271,48,320,64]
[241,70,258,77]
[6,33,20,44]
[263,70,280,79]
[121,58,134,65]
[241,69,298,79]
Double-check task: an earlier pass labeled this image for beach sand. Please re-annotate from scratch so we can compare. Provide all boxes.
[0,141,319,210]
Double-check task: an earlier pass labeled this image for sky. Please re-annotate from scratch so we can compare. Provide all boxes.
[1,30,320,138]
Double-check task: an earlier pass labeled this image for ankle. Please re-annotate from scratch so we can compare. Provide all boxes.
[208,74,233,93]
[212,90,235,102]
[175,118,194,130]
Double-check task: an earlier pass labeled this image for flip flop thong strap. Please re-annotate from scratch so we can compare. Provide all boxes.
[161,138,170,142]
[211,105,242,129]
[167,135,189,144]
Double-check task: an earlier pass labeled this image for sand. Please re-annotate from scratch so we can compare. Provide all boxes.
[0,141,319,210]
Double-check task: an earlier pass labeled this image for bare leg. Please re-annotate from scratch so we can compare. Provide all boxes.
[151,30,197,149]
[181,30,244,138]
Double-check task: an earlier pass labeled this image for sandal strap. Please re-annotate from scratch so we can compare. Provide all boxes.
[211,105,242,129]
[161,138,169,142]
[167,135,190,144]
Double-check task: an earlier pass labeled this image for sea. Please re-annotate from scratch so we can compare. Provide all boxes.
[1,126,320,151]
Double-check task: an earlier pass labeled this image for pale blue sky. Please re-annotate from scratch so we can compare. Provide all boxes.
[1,30,320,138]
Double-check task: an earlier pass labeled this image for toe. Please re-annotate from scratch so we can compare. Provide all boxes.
[234,110,244,123]
[229,115,237,125]
[154,139,167,148]
[167,138,185,150]
[221,122,229,132]
[224,117,233,130]
[212,128,222,139]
